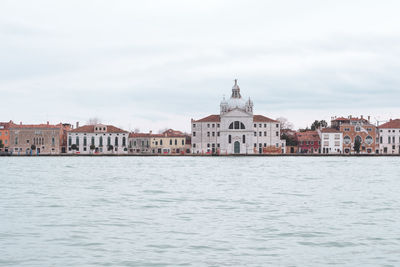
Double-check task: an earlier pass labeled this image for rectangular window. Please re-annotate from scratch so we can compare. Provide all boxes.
[217,124,220,128]
[254,143,256,147]
[276,132,279,136]
[254,132,256,136]
[254,124,256,128]
[217,132,220,137]
[264,124,267,127]
[259,124,262,128]
[276,124,279,128]
[212,132,215,137]
[243,135,245,143]
[170,139,172,145]
[207,124,210,128]
[207,132,210,137]
[212,124,215,128]
[182,140,184,145]
[207,143,210,147]
[217,143,220,147]
[264,132,266,136]
[388,137,391,144]
[259,132,262,136]
[193,143,196,148]
[193,132,196,137]
[228,135,231,143]
[193,124,196,128]
[175,139,177,145]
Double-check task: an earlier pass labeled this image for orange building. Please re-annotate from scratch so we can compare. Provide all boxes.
[332,116,378,154]
[0,121,14,152]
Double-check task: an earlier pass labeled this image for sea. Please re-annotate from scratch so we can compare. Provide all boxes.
[1,156,399,266]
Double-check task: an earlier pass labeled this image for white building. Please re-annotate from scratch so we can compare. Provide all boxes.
[191,80,285,154]
[68,124,128,154]
[378,119,400,154]
[317,128,343,154]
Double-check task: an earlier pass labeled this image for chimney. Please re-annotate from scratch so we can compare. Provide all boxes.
[149,130,152,134]
[76,122,79,129]
[20,121,22,125]
[368,116,370,122]
[47,121,49,125]
[361,115,363,119]
[349,115,352,119]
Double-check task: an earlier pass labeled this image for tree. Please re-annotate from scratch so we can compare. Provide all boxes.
[311,120,328,130]
[276,117,294,130]
[354,137,361,154]
[281,133,298,146]
[87,117,101,125]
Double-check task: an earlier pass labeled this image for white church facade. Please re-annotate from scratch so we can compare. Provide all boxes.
[191,80,286,154]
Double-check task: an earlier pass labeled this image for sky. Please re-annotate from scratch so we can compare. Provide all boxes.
[1,0,400,132]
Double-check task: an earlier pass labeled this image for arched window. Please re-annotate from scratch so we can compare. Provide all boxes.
[365,136,373,145]
[91,136,95,146]
[68,137,72,146]
[107,136,111,146]
[83,137,87,146]
[355,136,362,144]
[122,137,126,147]
[76,136,79,146]
[344,136,351,145]
[99,136,103,147]
[115,137,119,147]
[52,137,55,146]
[229,121,246,130]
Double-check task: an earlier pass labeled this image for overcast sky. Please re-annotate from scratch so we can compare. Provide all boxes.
[1,0,400,132]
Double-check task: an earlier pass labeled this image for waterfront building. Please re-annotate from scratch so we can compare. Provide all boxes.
[317,128,343,154]
[331,116,378,154]
[128,129,187,154]
[0,121,14,152]
[191,80,285,154]
[149,129,186,154]
[128,132,152,154]
[9,122,70,155]
[296,131,321,154]
[68,124,128,154]
[378,119,400,154]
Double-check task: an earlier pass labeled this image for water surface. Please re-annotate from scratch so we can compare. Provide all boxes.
[1,157,400,266]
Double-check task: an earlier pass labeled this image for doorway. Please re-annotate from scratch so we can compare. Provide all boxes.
[234,141,240,154]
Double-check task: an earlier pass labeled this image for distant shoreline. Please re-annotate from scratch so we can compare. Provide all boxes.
[1,154,400,157]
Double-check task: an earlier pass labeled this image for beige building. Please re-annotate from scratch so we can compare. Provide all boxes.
[150,129,186,154]
[9,122,71,155]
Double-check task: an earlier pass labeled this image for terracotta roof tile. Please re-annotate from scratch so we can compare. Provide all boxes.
[379,119,400,129]
[193,115,221,123]
[253,115,278,123]
[296,131,321,142]
[70,125,128,133]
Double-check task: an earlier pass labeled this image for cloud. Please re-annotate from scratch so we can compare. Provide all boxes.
[1,0,400,131]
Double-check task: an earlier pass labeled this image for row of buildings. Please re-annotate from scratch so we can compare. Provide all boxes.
[0,121,189,155]
[0,80,399,155]
[285,116,400,155]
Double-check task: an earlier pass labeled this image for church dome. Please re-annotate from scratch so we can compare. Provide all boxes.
[227,97,246,110]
